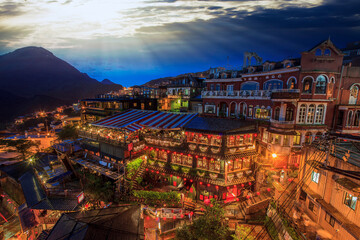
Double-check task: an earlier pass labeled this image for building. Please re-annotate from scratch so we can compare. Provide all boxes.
[159,75,205,112]
[80,95,158,123]
[201,39,360,169]
[297,139,360,240]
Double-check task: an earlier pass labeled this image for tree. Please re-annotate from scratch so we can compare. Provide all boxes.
[0,139,39,160]
[176,200,231,240]
[57,125,78,140]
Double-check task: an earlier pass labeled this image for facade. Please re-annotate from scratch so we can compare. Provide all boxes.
[201,39,360,169]
[158,75,205,112]
[80,95,158,123]
[297,140,360,240]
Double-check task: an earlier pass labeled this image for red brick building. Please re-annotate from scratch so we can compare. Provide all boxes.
[202,39,360,169]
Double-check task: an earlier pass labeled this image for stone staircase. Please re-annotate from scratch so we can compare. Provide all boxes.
[130,163,146,190]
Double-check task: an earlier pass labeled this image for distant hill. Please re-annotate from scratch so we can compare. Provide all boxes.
[101,79,116,85]
[0,46,123,124]
[141,70,209,87]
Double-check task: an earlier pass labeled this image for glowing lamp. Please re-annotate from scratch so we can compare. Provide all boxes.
[256,192,260,196]
[248,182,252,186]
[272,153,277,158]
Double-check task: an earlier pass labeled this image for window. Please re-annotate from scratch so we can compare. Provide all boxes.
[264,80,283,90]
[315,48,322,56]
[274,107,280,121]
[248,107,253,117]
[354,111,360,127]
[288,78,296,89]
[307,104,315,124]
[293,132,301,145]
[325,212,335,227]
[227,85,234,92]
[308,200,315,212]
[204,105,216,114]
[347,111,353,126]
[216,84,220,91]
[315,104,324,124]
[337,110,344,126]
[344,192,357,210]
[305,132,312,144]
[315,75,327,94]
[285,107,294,121]
[283,135,290,146]
[274,135,280,144]
[298,104,306,123]
[311,171,320,183]
[324,49,331,56]
[303,78,313,94]
[349,85,359,104]
[210,84,214,91]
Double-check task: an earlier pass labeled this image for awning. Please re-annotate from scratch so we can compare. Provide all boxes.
[92,109,197,131]
[335,177,360,195]
[92,109,157,129]
[139,111,197,130]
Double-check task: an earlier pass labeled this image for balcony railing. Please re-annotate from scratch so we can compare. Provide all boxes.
[201,90,271,99]
[271,89,300,93]
[270,119,295,125]
[271,89,300,99]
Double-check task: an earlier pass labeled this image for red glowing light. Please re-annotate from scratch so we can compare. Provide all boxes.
[241,184,244,187]
[163,217,166,221]
[256,192,260,196]
[246,195,250,199]
[146,168,149,171]
[200,182,203,185]
[248,182,252,186]
[267,188,271,192]
[173,216,176,220]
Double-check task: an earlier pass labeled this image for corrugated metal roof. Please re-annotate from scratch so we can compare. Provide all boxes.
[92,109,197,131]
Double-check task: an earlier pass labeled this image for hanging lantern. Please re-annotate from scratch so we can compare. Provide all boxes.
[170,174,173,177]
[173,216,176,220]
[200,182,203,185]
[207,183,210,187]
[190,179,193,182]
[236,198,239,201]
[184,178,187,181]
[246,195,250,199]
[215,186,219,190]
[167,150,170,153]
[241,184,244,187]
[146,168,149,171]
[180,214,184,218]
[156,217,159,221]
[256,192,260,196]
[248,182,252,186]
[156,171,159,174]
[267,188,271,192]
[163,217,166,221]
[254,133,257,137]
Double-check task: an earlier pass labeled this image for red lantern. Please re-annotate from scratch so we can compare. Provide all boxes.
[200,182,203,185]
[151,170,154,173]
[254,133,257,137]
[167,150,170,153]
[236,198,239,201]
[190,179,193,182]
[156,171,159,174]
[246,195,250,199]
[210,204,213,207]
[156,148,159,151]
[215,186,219,190]
[156,217,159,221]
[163,217,166,221]
[146,216,150,220]
[244,135,247,138]
[173,216,176,220]
[201,207,204,211]
[170,174,173,177]
[180,214,184,218]
[162,173,165,176]
[190,211,194,216]
[241,184,244,187]
[177,176,179,179]
[146,168,149,171]
[207,183,210,187]
[248,182,252,186]
[267,188,271,192]
[256,192,260,196]
[184,178,187,181]
[196,155,198,158]
[233,185,236,188]
[180,153,183,155]
[227,186,230,189]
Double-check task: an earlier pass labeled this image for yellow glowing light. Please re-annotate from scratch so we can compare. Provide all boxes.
[272,153,277,158]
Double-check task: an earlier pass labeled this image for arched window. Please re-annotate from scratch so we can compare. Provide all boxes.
[303,77,313,94]
[264,80,283,90]
[307,104,315,124]
[315,104,325,124]
[305,132,313,144]
[216,84,220,91]
[315,48,322,56]
[324,49,331,56]
[241,82,259,90]
[315,75,327,94]
[285,107,294,121]
[274,107,280,121]
[288,78,296,89]
[298,104,307,123]
[347,111,353,126]
[349,85,359,104]
[354,111,360,127]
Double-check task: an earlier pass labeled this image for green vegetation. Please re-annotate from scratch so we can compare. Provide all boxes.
[264,216,279,240]
[126,158,143,179]
[232,225,256,240]
[83,171,114,203]
[0,139,39,160]
[176,199,231,240]
[133,190,180,205]
[281,215,301,240]
[56,124,78,140]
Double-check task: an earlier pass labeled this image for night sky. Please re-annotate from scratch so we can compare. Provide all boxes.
[1,0,359,86]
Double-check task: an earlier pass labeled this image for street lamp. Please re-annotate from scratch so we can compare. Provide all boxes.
[272,153,277,158]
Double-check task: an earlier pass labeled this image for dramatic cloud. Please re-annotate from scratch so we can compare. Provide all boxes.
[0,0,359,86]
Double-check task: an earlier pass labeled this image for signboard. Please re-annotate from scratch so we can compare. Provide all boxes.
[77,192,84,204]
[128,142,133,152]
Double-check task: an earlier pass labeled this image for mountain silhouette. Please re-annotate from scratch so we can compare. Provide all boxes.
[0,46,123,125]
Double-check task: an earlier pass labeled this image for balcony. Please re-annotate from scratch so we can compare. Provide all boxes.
[271,89,300,100]
[270,119,295,125]
[201,90,271,99]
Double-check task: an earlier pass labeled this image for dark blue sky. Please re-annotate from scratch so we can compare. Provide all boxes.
[0,0,359,86]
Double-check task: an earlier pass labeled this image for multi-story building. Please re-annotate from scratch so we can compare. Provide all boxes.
[158,75,205,112]
[202,39,360,169]
[297,140,360,240]
[80,95,158,123]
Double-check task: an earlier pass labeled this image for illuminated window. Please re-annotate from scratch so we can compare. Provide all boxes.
[349,85,359,104]
[307,104,315,124]
[293,132,301,145]
[303,78,313,94]
[298,104,306,123]
[274,107,280,121]
[311,171,320,183]
[315,104,324,124]
[325,213,335,227]
[344,192,357,210]
[347,111,353,126]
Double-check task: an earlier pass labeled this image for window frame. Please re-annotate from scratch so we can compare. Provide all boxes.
[311,171,320,184]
